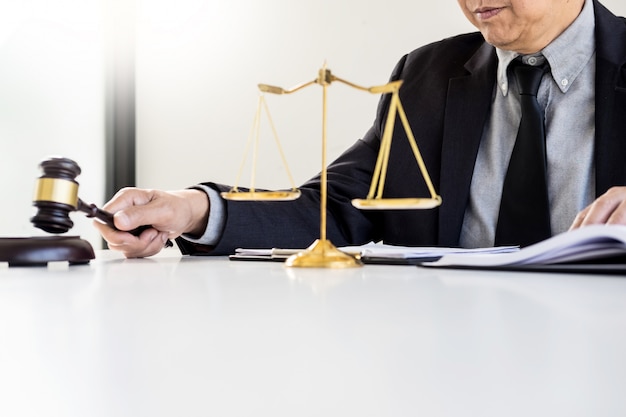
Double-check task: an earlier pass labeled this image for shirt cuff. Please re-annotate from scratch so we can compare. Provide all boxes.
[180,184,225,246]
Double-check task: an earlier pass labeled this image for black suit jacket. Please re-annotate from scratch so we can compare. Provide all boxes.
[178,0,626,256]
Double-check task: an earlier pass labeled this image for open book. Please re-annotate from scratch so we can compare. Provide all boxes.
[422,225,626,273]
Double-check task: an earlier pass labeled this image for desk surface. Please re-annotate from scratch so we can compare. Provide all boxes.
[1,249,625,417]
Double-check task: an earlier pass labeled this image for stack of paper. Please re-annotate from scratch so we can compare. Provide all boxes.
[422,225,626,273]
[231,242,518,264]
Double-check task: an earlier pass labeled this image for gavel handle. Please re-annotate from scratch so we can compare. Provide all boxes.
[77,199,173,248]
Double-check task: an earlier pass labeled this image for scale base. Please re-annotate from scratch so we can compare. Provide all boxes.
[285,239,361,268]
[0,236,95,267]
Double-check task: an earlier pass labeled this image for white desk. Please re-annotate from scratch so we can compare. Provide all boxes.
[1,249,625,417]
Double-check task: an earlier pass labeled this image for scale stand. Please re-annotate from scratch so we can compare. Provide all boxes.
[222,65,442,268]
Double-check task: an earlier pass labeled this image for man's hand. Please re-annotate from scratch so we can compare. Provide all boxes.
[93,188,209,258]
[570,186,626,230]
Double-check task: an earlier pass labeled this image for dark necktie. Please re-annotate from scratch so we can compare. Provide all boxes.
[494,60,551,247]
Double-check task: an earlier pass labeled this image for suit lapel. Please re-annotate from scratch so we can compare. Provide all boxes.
[593,0,626,195]
[438,43,497,246]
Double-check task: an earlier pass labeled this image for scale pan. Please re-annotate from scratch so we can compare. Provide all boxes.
[351,197,442,210]
[221,190,301,201]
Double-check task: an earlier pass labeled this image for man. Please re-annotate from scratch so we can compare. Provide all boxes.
[96,0,626,258]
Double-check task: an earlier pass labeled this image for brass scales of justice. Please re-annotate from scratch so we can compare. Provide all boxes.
[221,65,442,268]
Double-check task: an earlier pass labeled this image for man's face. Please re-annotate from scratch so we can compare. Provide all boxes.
[457,0,585,54]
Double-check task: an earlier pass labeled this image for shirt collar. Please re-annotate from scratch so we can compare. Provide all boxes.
[495,0,596,96]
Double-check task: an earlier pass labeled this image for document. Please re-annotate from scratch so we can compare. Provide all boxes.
[231,242,518,264]
[422,225,626,273]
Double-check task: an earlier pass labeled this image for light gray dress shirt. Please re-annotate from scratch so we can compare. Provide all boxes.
[459,0,596,248]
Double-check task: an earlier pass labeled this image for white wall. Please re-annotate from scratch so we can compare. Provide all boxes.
[0,0,105,248]
[135,0,475,191]
[135,0,626,193]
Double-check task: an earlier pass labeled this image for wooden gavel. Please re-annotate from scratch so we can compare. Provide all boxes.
[31,157,172,247]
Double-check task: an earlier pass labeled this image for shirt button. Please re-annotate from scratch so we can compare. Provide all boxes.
[528,57,538,65]
[561,79,569,86]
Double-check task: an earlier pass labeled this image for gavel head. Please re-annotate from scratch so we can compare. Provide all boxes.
[30,157,82,234]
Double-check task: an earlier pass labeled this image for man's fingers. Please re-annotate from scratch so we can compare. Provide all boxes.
[571,187,626,230]
[111,206,152,232]
[95,219,169,258]
[118,229,169,258]
[102,188,163,232]
[94,187,206,258]
[570,206,589,230]
[580,192,620,226]
[103,188,155,213]
[606,200,626,225]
